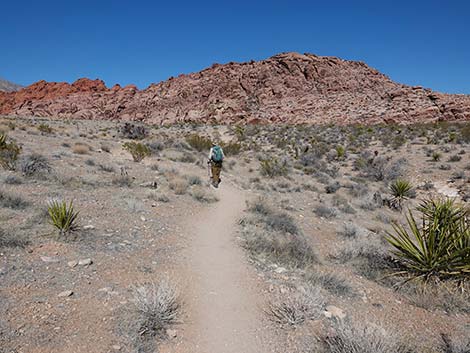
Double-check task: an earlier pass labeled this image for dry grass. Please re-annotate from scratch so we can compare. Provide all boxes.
[72,142,91,154]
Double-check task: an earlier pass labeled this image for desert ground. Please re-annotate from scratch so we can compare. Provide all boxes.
[1,115,470,353]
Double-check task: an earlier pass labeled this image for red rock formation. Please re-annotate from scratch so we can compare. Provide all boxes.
[1,53,469,124]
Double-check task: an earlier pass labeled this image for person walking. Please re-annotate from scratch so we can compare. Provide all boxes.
[208,142,224,188]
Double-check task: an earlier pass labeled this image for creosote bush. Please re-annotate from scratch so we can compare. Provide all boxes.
[119,122,148,140]
[47,200,79,237]
[123,142,151,162]
[186,133,212,152]
[0,133,21,170]
[259,157,289,178]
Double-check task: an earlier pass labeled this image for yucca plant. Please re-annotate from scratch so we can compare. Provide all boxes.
[386,198,470,279]
[48,200,79,237]
[123,142,151,162]
[389,179,414,209]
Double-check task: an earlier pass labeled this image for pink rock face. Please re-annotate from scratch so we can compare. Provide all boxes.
[1,52,469,124]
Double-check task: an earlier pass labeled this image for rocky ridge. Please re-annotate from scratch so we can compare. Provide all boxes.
[1,52,469,124]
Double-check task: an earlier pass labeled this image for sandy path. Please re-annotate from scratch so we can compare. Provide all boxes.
[175,181,274,353]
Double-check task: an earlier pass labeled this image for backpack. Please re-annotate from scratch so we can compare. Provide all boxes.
[212,145,224,162]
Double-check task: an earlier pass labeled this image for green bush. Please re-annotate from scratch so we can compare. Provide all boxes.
[0,133,21,170]
[259,157,289,178]
[38,123,53,134]
[336,145,346,160]
[123,142,151,162]
[386,198,470,279]
[186,134,212,152]
[48,200,80,237]
[220,141,241,156]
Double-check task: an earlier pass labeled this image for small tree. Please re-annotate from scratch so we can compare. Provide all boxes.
[123,142,151,162]
[0,133,21,170]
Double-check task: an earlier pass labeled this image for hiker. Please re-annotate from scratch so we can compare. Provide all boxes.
[208,142,225,188]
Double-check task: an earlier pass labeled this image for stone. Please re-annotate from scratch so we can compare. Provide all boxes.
[41,256,59,263]
[166,329,177,339]
[78,258,93,266]
[83,225,95,230]
[67,260,78,268]
[111,345,121,351]
[324,305,346,319]
[58,290,73,297]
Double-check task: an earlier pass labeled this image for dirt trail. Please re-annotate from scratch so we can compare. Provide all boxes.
[175,181,275,353]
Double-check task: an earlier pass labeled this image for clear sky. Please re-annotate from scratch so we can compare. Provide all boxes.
[2,0,469,93]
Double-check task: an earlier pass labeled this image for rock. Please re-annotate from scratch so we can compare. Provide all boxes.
[78,258,93,266]
[166,329,177,339]
[140,216,146,222]
[274,267,287,274]
[83,225,95,230]
[41,256,60,263]
[111,345,121,351]
[58,290,73,297]
[67,260,78,268]
[324,305,346,319]
[1,52,469,125]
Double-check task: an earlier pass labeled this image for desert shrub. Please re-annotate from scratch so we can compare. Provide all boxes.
[325,181,341,194]
[220,141,242,156]
[305,271,355,297]
[191,187,219,203]
[19,154,52,177]
[72,143,90,154]
[169,178,189,195]
[338,223,359,238]
[336,145,346,160]
[157,194,170,203]
[248,198,273,217]
[4,175,22,184]
[399,281,470,314]
[38,123,53,134]
[100,143,111,153]
[0,228,29,248]
[186,133,212,152]
[119,122,148,140]
[0,134,21,170]
[186,175,202,185]
[354,152,406,182]
[264,212,299,235]
[260,157,289,178]
[112,174,133,187]
[389,179,414,209]
[123,142,151,162]
[314,205,338,219]
[448,154,462,162]
[439,334,470,353]
[177,152,196,163]
[324,320,413,353]
[386,198,470,279]
[147,140,165,154]
[132,279,180,338]
[47,200,79,237]
[432,151,442,161]
[243,228,317,268]
[98,164,115,173]
[0,190,28,209]
[267,286,324,326]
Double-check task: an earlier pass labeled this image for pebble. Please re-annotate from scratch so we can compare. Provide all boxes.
[166,329,177,339]
[274,267,287,274]
[111,345,121,351]
[140,216,146,222]
[83,225,95,230]
[58,290,73,297]
[78,258,93,266]
[41,256,60,263]
[67,260,78,268]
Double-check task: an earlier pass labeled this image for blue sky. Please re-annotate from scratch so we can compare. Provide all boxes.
[2,0,469,93]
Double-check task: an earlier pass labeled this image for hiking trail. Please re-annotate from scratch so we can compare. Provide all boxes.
[168,181,276,353]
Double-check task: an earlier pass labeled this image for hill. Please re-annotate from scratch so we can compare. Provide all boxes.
[1,52,469,124]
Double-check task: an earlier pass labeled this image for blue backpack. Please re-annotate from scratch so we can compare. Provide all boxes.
[212,145,224,162]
